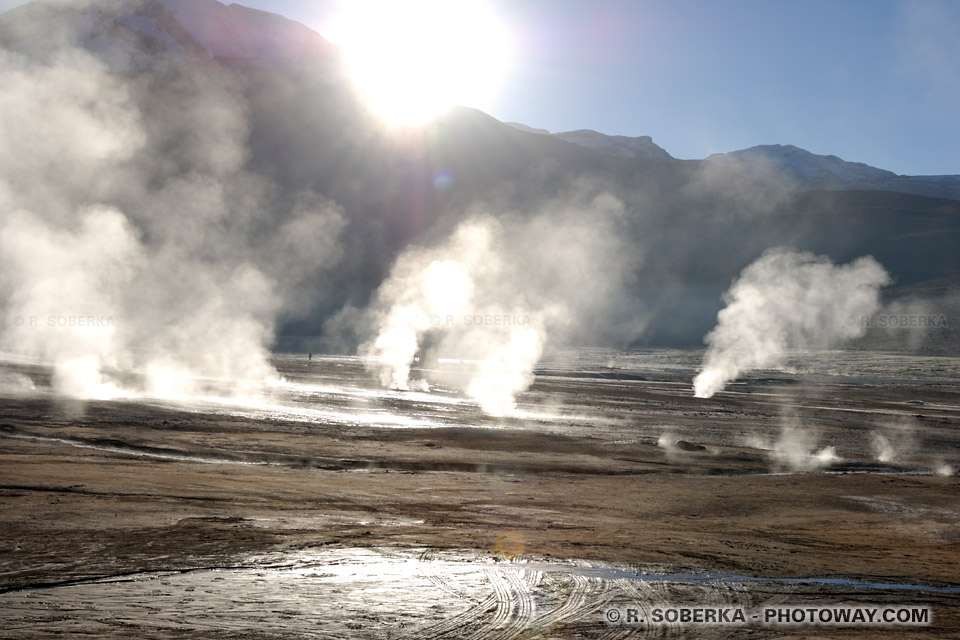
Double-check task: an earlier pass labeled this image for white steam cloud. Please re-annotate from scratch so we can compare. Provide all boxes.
[870,418,918,464]
[364,220,494,392]
[871,432,896,464]
[693,248,891,398]
[0,47,343,400]
[1,207,139,399]
[768,426,839,473]
[934,462,955,477]
[360,195,638,416]
[746,426,839,473]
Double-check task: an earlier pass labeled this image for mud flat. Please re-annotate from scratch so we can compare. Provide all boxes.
[0,353,958,638]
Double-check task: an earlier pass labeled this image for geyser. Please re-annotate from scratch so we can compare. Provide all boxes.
[694,248,890,398]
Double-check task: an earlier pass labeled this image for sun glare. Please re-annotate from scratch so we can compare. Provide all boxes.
[328,0,513,126]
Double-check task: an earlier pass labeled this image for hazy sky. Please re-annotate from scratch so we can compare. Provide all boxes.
[1,0,957,175]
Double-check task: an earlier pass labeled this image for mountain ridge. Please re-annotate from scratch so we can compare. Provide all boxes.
[505,123,674,162]
[0,0,332,70]
[1,0,955,201]
[505,123,959,201]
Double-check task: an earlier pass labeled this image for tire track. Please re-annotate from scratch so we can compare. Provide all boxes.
[528,571,591,631]
[465,568,514,640]
[415,551,849,638]
[421,593,498,639]
[419,554,531,640]
[582,571,618,613]
[520,567,543,590]
[613,578,675,638]
[514,566,616,639]
[505,568,535,628]
[417,549,478,604]
[596,626,638,640]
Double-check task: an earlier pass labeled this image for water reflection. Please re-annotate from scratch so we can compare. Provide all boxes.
[2,547,953,637]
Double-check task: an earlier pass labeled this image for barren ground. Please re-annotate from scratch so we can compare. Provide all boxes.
[0,354,958,638]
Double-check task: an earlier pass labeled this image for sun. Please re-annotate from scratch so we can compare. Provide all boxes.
[328,0,513,126]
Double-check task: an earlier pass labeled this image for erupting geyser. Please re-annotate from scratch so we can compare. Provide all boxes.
[363,220,492,391]
[361,217,550,416]
[359,194,638,417]
[0,48,343,401]
[693,248,890,398]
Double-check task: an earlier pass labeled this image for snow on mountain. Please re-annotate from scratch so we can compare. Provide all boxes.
[705,144,960,201]
[506,123,673,161]
[704,144,895,183]
[505,125,960,200]
[554,130,674,161]
[0,0,332,71]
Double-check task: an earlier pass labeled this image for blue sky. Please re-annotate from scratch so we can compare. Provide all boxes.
[495,0,960,177]
[2,0,957,175]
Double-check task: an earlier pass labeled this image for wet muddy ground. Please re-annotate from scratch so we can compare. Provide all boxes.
[0,353,958,638]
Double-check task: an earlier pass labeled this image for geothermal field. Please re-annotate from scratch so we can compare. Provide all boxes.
[1,0,959,638]
[1,350,958,638]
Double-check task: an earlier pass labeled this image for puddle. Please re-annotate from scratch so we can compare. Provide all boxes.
[540,564,960,594]
[2,547,955,638]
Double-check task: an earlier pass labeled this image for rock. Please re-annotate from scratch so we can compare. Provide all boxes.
[674,440,707,452]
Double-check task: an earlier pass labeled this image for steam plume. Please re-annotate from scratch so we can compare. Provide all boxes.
[0,47,343,399]
[746,425,839,473]
[871,433,896,463]
[870,418,917,464]
[360,194,638,416]
[364,219,494,391]
[768,426,839,473]
[693,248,890,398]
